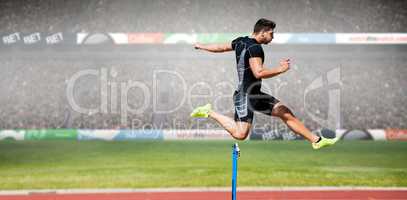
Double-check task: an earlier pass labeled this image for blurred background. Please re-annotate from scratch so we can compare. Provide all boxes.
[0,0,407,193]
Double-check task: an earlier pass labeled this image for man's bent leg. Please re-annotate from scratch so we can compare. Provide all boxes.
[271,103,320,143]
[209,111,251,140]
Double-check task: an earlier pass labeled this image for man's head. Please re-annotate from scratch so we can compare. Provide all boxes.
[253,18,276,44]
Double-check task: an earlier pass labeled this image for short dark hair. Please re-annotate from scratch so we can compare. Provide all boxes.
[253,18,276,33]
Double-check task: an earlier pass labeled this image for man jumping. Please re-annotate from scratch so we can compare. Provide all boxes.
[191,18,338,149]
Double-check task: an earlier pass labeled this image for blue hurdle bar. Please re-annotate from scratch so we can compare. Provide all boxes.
[232,143,240,200]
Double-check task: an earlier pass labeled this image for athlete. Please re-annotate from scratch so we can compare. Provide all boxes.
[191,18,338,149]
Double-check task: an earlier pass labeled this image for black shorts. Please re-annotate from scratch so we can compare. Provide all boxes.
[233,90,280,123]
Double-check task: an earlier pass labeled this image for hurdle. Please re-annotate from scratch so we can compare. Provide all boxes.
[231,143,240,200]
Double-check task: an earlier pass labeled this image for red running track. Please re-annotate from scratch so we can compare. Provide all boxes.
[1,190,406,200]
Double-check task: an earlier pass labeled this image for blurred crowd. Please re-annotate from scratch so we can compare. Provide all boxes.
[0,0,406,130]
[1,45,406,130]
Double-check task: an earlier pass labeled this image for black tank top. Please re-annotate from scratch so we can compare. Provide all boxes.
[231,36,264,94]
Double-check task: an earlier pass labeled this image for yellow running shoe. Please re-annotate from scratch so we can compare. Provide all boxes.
[312,137,339,150]
[190,103,212,118]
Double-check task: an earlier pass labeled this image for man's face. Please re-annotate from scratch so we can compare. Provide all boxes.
[260,30,274,44]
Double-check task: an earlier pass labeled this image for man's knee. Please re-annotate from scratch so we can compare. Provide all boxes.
[272,104,295,120]
[234,130,249,140]
[232,122,251,140]
[233,126,250,140]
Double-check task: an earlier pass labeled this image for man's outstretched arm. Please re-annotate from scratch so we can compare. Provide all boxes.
[194,43,233,53]
[249,57,290,79]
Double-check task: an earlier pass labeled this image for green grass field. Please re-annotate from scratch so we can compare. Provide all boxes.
[0,140,406,189]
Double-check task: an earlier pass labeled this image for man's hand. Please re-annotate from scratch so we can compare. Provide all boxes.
[249,57,290,79]
[194,43,203,50]
[278,59,290,73]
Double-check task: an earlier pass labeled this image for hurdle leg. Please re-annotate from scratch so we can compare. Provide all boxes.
[232,143,240,200]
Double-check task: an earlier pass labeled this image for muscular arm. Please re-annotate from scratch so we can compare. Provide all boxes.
[249,57,290,79]
[194,43,233,53]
